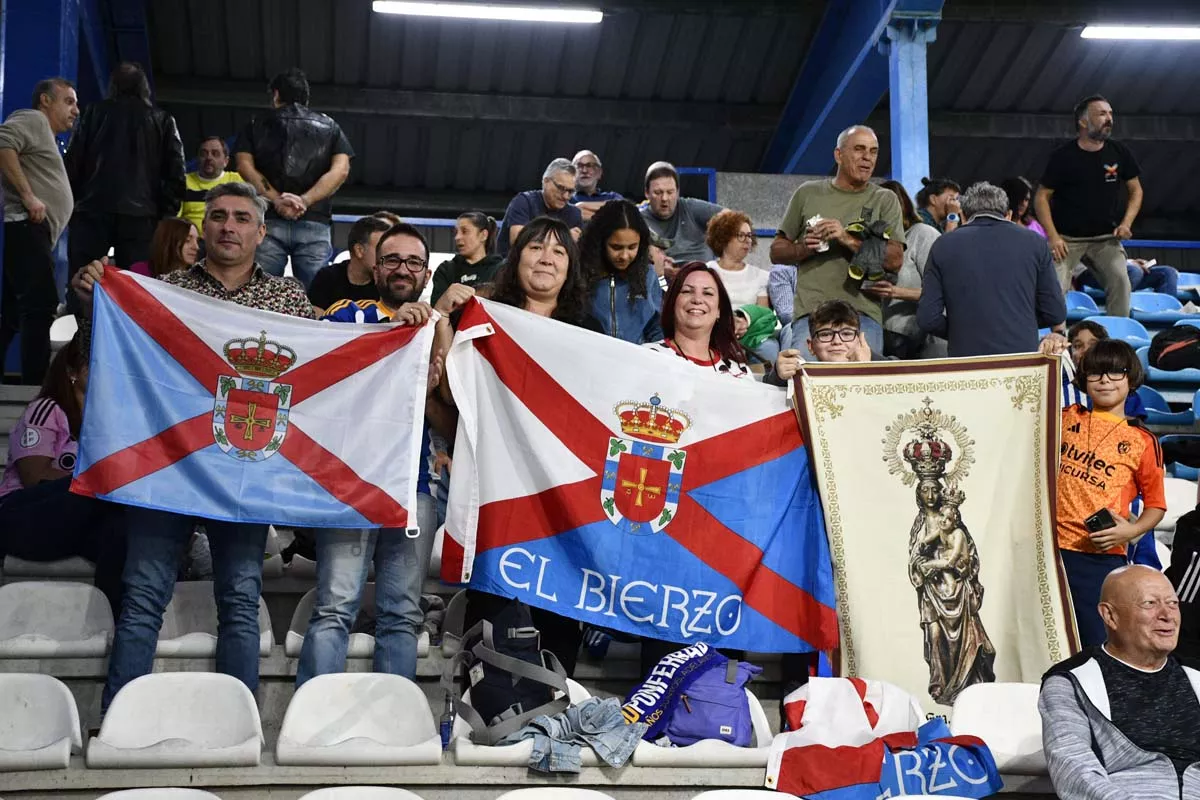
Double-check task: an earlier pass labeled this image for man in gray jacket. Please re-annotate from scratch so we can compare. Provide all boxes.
[0,78,77,383]
[1039,565,1200,799]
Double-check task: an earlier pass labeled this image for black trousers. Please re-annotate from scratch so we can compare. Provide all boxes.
[0,476,127,618]
[0,220,58,385]
[66,211,156,314]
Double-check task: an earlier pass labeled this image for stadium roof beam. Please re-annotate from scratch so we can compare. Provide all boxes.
[759,0,944,174]
[872,111,1200,142]
[155,79,780,132]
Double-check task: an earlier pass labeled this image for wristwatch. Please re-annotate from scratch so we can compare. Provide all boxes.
[946,213,961,224]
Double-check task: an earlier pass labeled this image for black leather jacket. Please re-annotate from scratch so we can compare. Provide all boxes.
[63,97,185,218]
[233,103,353,224]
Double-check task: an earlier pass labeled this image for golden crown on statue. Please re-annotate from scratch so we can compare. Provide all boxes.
[613,394,691,444]
[222,331,297,380]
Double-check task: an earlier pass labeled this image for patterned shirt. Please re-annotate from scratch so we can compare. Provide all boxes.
[161,262,316,319]
[643,339,750,379]
[81,261,316,354]
[1057,404,1165,554]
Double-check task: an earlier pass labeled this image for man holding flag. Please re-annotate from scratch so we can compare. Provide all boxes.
[70,181,317,710]
[295,222,457,685]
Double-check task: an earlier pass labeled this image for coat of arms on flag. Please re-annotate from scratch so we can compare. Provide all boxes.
[212,332,296,462]
[72,268,434,529]
[600,395,688,535]
[441,298,838,653]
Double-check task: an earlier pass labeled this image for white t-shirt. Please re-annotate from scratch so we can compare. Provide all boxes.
[706,260,770,308]
[643,340,750,379]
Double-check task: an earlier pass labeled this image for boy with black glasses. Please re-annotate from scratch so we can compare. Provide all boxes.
[1058,339,1165,646]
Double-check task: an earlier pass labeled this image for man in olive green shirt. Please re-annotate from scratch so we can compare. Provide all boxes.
[770,125,905,358]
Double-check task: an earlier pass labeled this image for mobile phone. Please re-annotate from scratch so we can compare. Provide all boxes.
[1085,508,1118,533]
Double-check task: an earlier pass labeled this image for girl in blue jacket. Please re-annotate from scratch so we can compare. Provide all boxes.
[580,200,664,344]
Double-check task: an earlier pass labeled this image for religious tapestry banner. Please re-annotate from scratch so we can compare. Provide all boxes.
[796,354,1077,713]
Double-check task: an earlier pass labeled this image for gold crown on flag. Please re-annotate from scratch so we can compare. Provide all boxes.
[614,394,691,444]
[223,330,297,379]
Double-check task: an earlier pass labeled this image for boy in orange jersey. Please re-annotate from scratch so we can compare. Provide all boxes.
[1058,339,1166,646]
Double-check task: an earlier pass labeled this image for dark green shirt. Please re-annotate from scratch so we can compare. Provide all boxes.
[431,253,505,305]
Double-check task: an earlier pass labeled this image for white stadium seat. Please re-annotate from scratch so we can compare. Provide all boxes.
[97,791,225,799]
[0,674,82,770]
[631,688,773,767]
[496,791,616,800]
[284,585,430,659]
[0,581,112,657]
[87,673,264,768]
[49,313,79,353]
[276,673,440,766]
[949,682,1046,775]
[262,525,285,579]
[298,789,427,800]
[155,581,273,658]
[2,554,95,579]
[452,678,593,766]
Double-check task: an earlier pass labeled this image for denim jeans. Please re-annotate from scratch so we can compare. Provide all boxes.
[102,506,268,710]
[789,313,883,360]
[296,493,437,685]
[1081,263,1179,299]
[256,218,332,289]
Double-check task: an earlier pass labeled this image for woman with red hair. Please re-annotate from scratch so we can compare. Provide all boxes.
[644,261,750,378]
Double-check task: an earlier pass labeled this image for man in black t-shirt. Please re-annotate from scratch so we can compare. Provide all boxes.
[234,68,355,290]
[306,214,390,314]
[1034,94,1144,318]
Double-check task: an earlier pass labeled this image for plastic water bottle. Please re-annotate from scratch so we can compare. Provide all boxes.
[439,693,454,750]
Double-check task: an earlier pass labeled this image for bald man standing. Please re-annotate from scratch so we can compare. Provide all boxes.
[1039,566,1200,798]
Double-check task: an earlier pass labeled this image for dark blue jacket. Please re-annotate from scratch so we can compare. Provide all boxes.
[589,268,664,345]
[917,215,1066,357]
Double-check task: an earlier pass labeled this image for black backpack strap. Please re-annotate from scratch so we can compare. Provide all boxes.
[725,658,739,684]
[441,589,469,658]
[440,618,572,747]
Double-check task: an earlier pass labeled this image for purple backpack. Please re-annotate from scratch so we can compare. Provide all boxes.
[665,658,763,747]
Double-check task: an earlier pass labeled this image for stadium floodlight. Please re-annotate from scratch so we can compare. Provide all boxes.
[1081,25,1200,40]
[372,1,603,24]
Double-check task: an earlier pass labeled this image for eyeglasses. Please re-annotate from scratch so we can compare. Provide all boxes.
[1084,369,1129,382]
[575,162,600,170]
[548,180,575,196]
[734,232,755,243]
[812,327,859,343]
[378,254,428,273]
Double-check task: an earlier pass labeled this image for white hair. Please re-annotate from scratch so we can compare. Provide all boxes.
[542,158,576,181]
[836,125,877,150]
[960,182,1010,220]
[572,149,601,168]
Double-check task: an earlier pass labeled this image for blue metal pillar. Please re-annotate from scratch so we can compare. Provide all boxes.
[883,8,940,201]
[2,0,80,119]
[2,0,80,376]
[760,0,898,175]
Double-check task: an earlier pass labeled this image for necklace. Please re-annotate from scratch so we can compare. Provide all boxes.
[667,338,718,367]
[1085,411,1126,482]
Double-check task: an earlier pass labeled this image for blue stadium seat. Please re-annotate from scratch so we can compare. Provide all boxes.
[1082,284,1106,301]
[1162,435,1200,481]
[1136,385,1194,425]
[1177,272,1200,301]
[1176,318,1200,330]
[1090,316,1151,349]
[1065,291,1100,322]
[1139,345,1200,388]
[1130,292,1186,324]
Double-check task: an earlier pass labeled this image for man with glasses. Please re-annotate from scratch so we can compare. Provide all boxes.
[300,221,448,685]
[496,157,583,257]
[571,149,623,222]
